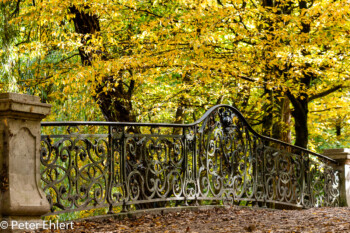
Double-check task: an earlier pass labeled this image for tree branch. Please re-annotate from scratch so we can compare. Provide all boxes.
[115,2,162,19]
[286,90,303,113]
[308,84,344,102]
[54,53,80,65]
[11,0,21,17]
[310,106,342,113]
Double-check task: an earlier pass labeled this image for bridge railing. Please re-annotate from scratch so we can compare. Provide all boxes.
[40,105,339,215]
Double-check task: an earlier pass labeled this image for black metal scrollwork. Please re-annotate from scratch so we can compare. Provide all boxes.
[40,105,339,215]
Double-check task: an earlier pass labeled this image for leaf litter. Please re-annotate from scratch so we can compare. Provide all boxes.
[33,206,350,233]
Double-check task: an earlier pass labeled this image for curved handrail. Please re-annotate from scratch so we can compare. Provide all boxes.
[41,104,337,164]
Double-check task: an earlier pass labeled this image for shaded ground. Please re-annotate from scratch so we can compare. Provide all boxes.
[38,206,350,233]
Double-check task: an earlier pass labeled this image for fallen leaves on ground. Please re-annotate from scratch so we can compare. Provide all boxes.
[36,206,350,233]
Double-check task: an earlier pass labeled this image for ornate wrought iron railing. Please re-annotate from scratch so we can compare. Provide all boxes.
[40,105,339,215]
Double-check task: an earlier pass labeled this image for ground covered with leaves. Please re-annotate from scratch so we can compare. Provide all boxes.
[39,206,350,233]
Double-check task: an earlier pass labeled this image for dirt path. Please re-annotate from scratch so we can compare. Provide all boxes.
[38,206,350,233]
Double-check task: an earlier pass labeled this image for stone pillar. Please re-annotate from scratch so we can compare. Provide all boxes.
[0,93,51,231]
[323,148,350,207]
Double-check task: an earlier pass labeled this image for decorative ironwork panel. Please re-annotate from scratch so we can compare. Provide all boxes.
[41,130,109,213]
[40,105,340,215]
[122,132,186,205]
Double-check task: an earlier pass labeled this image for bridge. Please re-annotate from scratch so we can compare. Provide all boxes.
[40,104,339,216]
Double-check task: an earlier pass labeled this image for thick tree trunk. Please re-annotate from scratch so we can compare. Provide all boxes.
[287,0,312,149]
[69,6,100,66]
[70,5,136,122]
[291,98,308,148]
[95,78,136,122]
[287,77,310,149]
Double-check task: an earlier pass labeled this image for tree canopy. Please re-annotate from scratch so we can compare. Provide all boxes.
[1,0,350,149]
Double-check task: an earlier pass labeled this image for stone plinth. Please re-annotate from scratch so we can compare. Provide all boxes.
[324,148,350,207]
[0,93,51,232]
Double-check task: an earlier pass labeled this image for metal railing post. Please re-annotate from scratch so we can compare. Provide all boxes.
[107,126,114,214]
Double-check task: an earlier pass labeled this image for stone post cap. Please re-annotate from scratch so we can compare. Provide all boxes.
[323,148,350,161]
[0,92,51,119]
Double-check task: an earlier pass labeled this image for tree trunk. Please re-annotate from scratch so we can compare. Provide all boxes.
[70,5,136,122]
[335,117,342,137]
[272,96,292,143]
[287,79,310,149]
[291,98,308,148]
[282,0,312,149]
[262,87,273,137]
[173,105,185,135]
